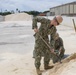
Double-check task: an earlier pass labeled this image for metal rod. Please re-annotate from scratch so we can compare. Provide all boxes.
[72,19,76,32]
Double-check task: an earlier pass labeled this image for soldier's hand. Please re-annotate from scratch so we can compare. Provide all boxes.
[51,49,54,53]
[34,28,38,33]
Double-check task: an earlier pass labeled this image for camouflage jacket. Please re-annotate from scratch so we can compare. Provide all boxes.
[32,16,57,49]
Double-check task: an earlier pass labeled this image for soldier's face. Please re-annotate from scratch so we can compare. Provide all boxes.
[53,17,59,26]
[53,21,57,26]
[55,19,59,25]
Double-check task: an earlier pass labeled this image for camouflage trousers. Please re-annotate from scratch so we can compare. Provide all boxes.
[34,38,51,69]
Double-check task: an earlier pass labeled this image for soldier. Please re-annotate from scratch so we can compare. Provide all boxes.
[32,16,63,75]
[51,33,65,63]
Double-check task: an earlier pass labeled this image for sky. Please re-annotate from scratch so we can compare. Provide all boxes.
[0,0,76,12]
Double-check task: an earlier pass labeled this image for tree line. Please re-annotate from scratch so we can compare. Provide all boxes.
[0,10,42,16]
[0,8,49,16]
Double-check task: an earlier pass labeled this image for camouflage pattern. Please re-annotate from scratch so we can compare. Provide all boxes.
[52,37,65,63]
[55,37,64,50]
[32,16,57,69]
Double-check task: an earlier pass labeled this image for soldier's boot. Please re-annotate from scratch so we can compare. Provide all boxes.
[36,68,42,75]
[44,64,54,70]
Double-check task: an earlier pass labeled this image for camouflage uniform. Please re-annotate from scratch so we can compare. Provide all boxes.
[51,36,65,63]
[32,17,56,69]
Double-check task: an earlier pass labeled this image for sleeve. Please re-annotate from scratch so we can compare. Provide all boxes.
[32,17,47,29]
[60,38,63,46]
[60,38,65,49]
[50,27,57,49]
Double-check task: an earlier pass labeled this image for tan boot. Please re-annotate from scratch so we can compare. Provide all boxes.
[36,68,42,75]
[44,64,54,70]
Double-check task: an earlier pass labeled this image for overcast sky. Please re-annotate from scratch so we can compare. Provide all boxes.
[0,0,76,12]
